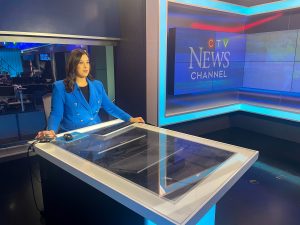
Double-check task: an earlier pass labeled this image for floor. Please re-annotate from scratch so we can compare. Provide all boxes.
[203,128,300,225]
[0,156,44,225]
[0,127,299,225]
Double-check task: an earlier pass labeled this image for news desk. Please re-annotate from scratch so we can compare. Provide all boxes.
[34,119,258,225]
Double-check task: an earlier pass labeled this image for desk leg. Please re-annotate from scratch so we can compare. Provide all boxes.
[144,205,216,225]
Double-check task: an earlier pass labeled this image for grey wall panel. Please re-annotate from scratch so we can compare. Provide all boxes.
[89,46,108,90]
[115,0,146,119]
[245,13,290,34]
[289,13,300,30]
[295,31,300,62]
[0,0,120,37]
[164,114,231,136]
[245,30,297,62]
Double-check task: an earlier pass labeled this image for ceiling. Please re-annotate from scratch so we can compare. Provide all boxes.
[217,0,282,7]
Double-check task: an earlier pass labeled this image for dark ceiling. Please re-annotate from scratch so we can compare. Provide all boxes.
[216,0,282,7]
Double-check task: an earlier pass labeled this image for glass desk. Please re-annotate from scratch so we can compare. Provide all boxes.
[35,119,258,225]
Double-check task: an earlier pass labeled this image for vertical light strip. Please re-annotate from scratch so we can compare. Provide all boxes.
[239,104,300,122]
[158,0,168,126]
[106,46,115,101]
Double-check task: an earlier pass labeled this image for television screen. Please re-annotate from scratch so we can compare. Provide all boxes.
[40,53,51,61]
[168,28,246,95]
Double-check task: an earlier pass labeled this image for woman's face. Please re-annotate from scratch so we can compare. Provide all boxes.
[76,54,90,78]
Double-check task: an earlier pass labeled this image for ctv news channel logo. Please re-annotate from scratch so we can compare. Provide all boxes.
[189,38,230,80]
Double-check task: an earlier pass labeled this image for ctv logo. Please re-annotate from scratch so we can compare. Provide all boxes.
[188,38,231,70]
[208,38,229,48]
[188,37,230,80]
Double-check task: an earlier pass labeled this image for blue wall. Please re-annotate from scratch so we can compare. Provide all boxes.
[0,111,46,143]
[0,0,120,37]
[0,48,23,76]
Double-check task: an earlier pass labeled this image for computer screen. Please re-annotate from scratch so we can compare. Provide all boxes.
[39,53,51,61]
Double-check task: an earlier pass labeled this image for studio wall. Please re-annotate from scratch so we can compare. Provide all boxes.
[168,6,300,95]
[115,0,147,119]
[167,4,247,95]
[0,0,120,37]
[243,9,300,93]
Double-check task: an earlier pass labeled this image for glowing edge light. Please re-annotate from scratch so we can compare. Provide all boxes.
[159,103,300,126]
[169,0,300,16]
[145,205,216,225]
[158,0,168,126]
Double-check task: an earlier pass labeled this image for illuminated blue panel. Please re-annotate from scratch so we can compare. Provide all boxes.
[170,0,300,15]
[159,0,168,126]
[170,0,248,15]
[0,48,23,76]
[245,31,297,62]
[243,62,294,92]
[196,205,216,225]
[145,205,216,225]
[239,104,300,122]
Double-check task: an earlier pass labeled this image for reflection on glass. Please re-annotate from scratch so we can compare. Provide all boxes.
[54,126,234,200]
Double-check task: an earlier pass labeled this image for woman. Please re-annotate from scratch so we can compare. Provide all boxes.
[37,49,144,140]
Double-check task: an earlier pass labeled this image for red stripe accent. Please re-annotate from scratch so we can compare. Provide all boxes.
[191,12,283,33]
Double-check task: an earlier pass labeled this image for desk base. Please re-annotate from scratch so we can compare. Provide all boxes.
[39,157,144,225]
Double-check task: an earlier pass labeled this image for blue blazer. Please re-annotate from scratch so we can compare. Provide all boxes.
[47,79,131,132]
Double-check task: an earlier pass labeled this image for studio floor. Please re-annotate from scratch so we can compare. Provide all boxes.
[0,127,299,225]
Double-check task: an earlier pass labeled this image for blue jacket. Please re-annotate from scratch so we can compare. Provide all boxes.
[47,79,131,132]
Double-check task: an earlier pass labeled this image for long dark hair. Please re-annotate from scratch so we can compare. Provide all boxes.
[63,49,94,92]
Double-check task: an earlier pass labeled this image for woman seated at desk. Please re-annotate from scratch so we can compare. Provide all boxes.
[37,49,144,139]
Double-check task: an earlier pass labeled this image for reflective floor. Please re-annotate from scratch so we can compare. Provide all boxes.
[203,128,300,225]
[0,127,299,225]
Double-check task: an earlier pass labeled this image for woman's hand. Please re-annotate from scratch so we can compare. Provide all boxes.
[130,117,145,123]
[35,130,56,140]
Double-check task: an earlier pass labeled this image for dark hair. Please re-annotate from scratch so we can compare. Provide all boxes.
[63,49,94,92]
